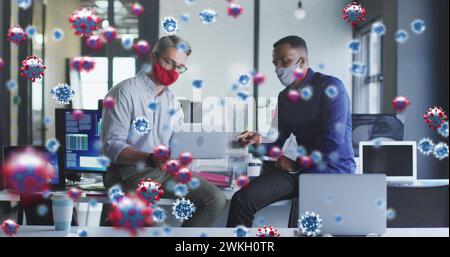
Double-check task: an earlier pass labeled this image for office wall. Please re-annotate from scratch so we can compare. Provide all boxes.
[397,0,449,179]
[258,0,353,100]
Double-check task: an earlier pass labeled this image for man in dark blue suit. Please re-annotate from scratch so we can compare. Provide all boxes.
[227,36,356,227]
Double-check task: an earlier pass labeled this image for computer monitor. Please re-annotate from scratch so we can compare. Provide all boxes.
[359,141,417,181]
[55,109,106,174]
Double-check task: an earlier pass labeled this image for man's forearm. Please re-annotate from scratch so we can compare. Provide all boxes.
[116,147,150,166]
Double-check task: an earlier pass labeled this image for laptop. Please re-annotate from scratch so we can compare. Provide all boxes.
[299,174,387,236]
[359,141,418,186]
[169,132,228,159]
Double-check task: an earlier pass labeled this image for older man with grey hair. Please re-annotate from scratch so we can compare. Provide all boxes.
[101,35,226,227]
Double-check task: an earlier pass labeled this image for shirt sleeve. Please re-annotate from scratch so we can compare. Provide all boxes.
[101,86,133,163]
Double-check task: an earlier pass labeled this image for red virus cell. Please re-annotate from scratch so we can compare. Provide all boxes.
[165,159,180,175]
[256,225,280,237]
[287,90,300,103]
[252,72,265,86]
[174,167,192,184]
[108,194,153,236]
[1,219,20,236]
[102,26,118,43]
[20,55,46,82]
[269,146,283,159]
[227,2,244,18]
[136,178,164,206]
[2,148,55,195]
[298,155,314,169]
[133,40,151,56]
[7,25,27,45]
[154,145,170,161]
[86,35,104,51]
[130,2,144,16]
[103,96,116,109]
[235,175,249,188]
[70,57,84,72]
[69,8,101,38]
[67,187,82,202]
[71,109,85,121]
[423,106,448,130]
[342,2,366,26]
[179,152,193,166]
[391,96,411,113]
[293,68,306,80]
[82,57,96,72]
[0,57,5,71]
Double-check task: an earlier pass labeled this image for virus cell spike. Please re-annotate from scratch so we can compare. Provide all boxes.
[108,194,153,236]
[342,2,366,26]
[136,178,164,205]
[172,198,196,222]
[227,2,244,18]
[391,96,411,113]
[199,9,217,24]
[51,83,75,105]
[162,16,179,34]
[108,185,125,204]
[298,211,323,236]
[433,142,449,161]
[86,34,104,51]
[256,225,280,237]
[7,25,27,45]
[133,117,151,135]
[1,219,20,236]
[423,106,447,130]
[69,8,101,38]
[152,206,167,224]
[20,55,46,82]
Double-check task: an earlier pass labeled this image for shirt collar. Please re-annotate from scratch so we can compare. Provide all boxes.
[137,69,157,91]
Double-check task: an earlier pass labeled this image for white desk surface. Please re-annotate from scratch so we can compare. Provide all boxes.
[0,226,448,237]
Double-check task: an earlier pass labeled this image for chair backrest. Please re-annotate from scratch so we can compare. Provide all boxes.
[352,114,404,157]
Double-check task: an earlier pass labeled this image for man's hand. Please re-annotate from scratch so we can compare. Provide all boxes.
[237,131,262,147]
[274,156,297,172]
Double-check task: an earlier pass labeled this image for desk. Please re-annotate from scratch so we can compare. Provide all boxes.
[0,226,447,237]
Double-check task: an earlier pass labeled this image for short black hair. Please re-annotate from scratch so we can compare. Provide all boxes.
[273,35,308,53]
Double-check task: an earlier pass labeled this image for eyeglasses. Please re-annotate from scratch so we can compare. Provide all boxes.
[161,58,188,74]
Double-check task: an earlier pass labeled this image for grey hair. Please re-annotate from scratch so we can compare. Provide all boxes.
[152,35,192,57]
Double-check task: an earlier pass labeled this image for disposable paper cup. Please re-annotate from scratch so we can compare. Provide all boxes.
[51,193,73,231]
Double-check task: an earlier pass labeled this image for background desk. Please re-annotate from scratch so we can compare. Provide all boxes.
[0,226,447,237]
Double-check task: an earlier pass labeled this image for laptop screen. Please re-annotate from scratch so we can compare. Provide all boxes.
[362,145,413,177]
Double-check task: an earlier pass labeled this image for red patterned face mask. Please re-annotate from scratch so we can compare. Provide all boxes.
[152,61,179,87]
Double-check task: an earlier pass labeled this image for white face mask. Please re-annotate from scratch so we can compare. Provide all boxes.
[275,62,302,87]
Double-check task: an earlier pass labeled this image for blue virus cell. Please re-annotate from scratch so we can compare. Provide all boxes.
[148,101,159,112]
[296,146,307,157]
[238,73,251,86]
[300,86,313,101]
[188,177,200,190]
[318,63,325,70]
[433,142,449,161]
[395,29,409,44]
[77,228,88,237]
[298,211,323,237]
[17,0,32,9]
[180,13,190,23]
[142,63,152,73]
[325,194,334,204]
[52,28,65,41]
[234,225,249,237]
[97,155,111,168]
[108,185,124,204]
[51,83,75,104]
[152,206,167,224]
[121,36,134,50]
[163,225,172,235]
[162,16,179,34]
[152,230,160,236]
[334,214,343,225]
[325,85,339,99]
[43,116,52,127]
[88,199,97,208]
[350,62,367,76]
[174,183,189,198]
[411,19,426,34]
[6,79,18,91]
[165,180,177,192]
[229,82,240,92]
[45,138,60,154]
[93,140,102,152]
[375,198,386,209]
[176,41,189,53]
[133,117,151,134]
[437,121,449,138]
[310,151,323,164]
[37,204,48,216]
[192,79,203,89]
[347,40,361,54]
[199,9,217,25]
[237,90,250,101]
[185,0,195,5]
[25,26,37,38]
[372,22,386,36]
[172,198,196,222]
[168,108,177,117]
[386,208,396,220]
[418,138,434,156]
[328,151,339,162]
[254,216,265,227]
[199,232,208,237]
